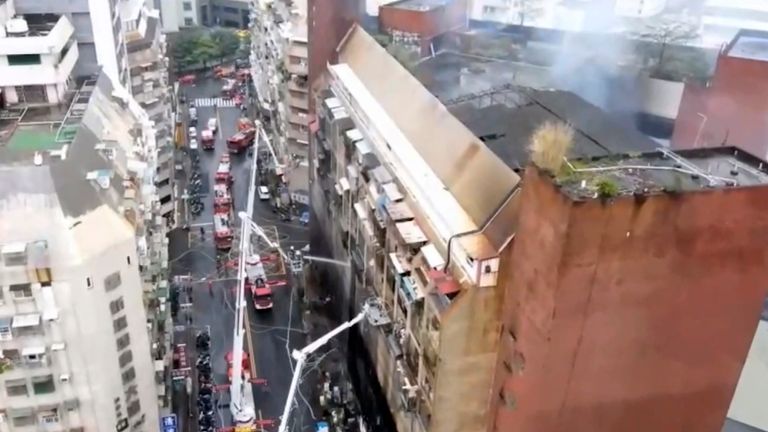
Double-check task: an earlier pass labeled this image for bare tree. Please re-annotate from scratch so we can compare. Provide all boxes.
[633,16,700,73]
[515,0,545,26]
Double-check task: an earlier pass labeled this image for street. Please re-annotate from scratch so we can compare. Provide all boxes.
[169,75,314,432]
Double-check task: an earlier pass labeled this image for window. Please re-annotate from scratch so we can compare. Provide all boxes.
[11,414,35,427]
[223,6,238,13]
[6,379,28,396]
[110,297,125,315]
[113,316,128,333]
[121,367,136,384]
[184,18,193,26]
[116,333,130,351]
[2,244,27,266]
[10,283,32,299]
[126,256,131,265]
[0,318,12,340]
[8,54,42,66]
[40,409,59,424]
[182,1,192,10]
[32,375,55,394]
[4,349,20,362]
[118,350,133,368]
[86,277,92,289]
[126,400,141,417]
[104,271,122,292]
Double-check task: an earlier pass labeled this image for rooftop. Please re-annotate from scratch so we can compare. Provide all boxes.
[554,147,768,200]
[3,13,62,37]
[727,31,768,62]
[0,71,145,219]
[385,0,451,11]
[447,87,656,171]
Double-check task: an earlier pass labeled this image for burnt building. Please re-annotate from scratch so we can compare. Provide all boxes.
[494,147,768,432]
[672,30,768,159]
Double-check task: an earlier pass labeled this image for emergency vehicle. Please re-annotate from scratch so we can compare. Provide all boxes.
[213,213,233,250]
[214,154,232,185]
[213,183,232,214]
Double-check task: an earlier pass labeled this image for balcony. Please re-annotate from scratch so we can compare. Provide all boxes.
[287,76,308,93]
[0,15,75,56]
[0,41,78,86]
[288,112,309,126]
[286,57,308,76]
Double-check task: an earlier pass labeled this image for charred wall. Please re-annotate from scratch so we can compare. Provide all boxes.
[493,167,768,432]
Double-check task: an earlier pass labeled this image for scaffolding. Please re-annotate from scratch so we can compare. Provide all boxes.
[441,83,526,109]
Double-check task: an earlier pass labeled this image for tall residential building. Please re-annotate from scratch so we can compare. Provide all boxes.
[123,2,175,219]
[13,0,130,91]
[285,0,309,150]
[310,23,768,432]
[0,1,79,106]
[310,24,520,432]
[0,71,168,431]
[493,148,768,432]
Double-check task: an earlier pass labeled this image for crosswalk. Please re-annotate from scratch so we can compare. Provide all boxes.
[194,98,238,108]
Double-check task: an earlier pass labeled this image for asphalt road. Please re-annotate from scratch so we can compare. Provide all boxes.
[172,76,313,431]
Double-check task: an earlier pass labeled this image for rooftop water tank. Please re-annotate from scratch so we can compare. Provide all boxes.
[6,17,29,35]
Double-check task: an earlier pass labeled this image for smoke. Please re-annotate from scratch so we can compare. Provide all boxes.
[549,0,641,113]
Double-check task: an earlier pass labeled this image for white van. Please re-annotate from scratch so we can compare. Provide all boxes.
[188,127,197,139]
[208,117,217,132]
[258,186,270,201]
[189,138,198,150]
[189,107,197,120]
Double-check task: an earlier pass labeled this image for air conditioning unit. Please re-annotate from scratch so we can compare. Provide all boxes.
[59,374,70,383]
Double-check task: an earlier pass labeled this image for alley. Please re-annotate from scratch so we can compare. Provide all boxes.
[170,74,313,431]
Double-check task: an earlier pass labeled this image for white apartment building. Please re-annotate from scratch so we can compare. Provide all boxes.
[0,1,78,105]
[123,2,175,218]
[0,71,167,431]
[157,0,211,30]
[284,0,309,148]
[12,0,130,90]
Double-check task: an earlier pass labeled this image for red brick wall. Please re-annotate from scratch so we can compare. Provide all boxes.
[378,0,467,49]
[492,167,768,432]
[672,53,768,158]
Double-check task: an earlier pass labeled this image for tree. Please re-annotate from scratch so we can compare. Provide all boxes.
[211,28,241,60]
[632,16,699,74]
[516,0,544,26]
[192,35,221,68]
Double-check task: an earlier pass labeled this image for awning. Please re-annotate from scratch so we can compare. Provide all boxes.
[429,269,461,295]
[22,346,46,357]
[40,286,59,321]
[395,221,428,245]
[385,202,414,222]
[154,360,165,372]
[388,253,407,274]
[354,138,372,156]
[382,182,403,202]
[421,244,445,269]
[334,183,343,196]
[2,242,26,255]
[353,202,368,221]
[12,313,41,328]
[339,177,350,192]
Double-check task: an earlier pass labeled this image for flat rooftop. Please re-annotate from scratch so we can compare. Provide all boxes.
[556,147,768,200]
[447,87,656,171]
[727,31,768,62]
[386,0,451,11]
[0,78,94,166]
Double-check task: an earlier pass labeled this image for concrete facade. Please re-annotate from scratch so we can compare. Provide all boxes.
[492,152,768,432]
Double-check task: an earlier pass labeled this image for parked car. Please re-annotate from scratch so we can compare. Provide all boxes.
[258,186,270,201]
[188,127,197,139]
[189,138,198,150]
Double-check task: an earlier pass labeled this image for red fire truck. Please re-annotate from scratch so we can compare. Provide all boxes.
[213,213,233,251]
[237,117,254,132]
[226,127,256,154]
[213,183,232,214]
[201,129,215,150]
[225,351,250,383]
[245,256,272,311]
[215,154,232,185]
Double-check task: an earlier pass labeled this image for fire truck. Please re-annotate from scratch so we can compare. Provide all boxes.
[237,117,254,132]
[245,255,272,311]
[213,213,233,251]
[201,129,215,150]
[214,154,232,185]
[213,183,232,214]
[225,351,250,383]
[226,127,256,154]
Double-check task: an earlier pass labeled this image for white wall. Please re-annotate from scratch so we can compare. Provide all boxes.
[87,0,121,84]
